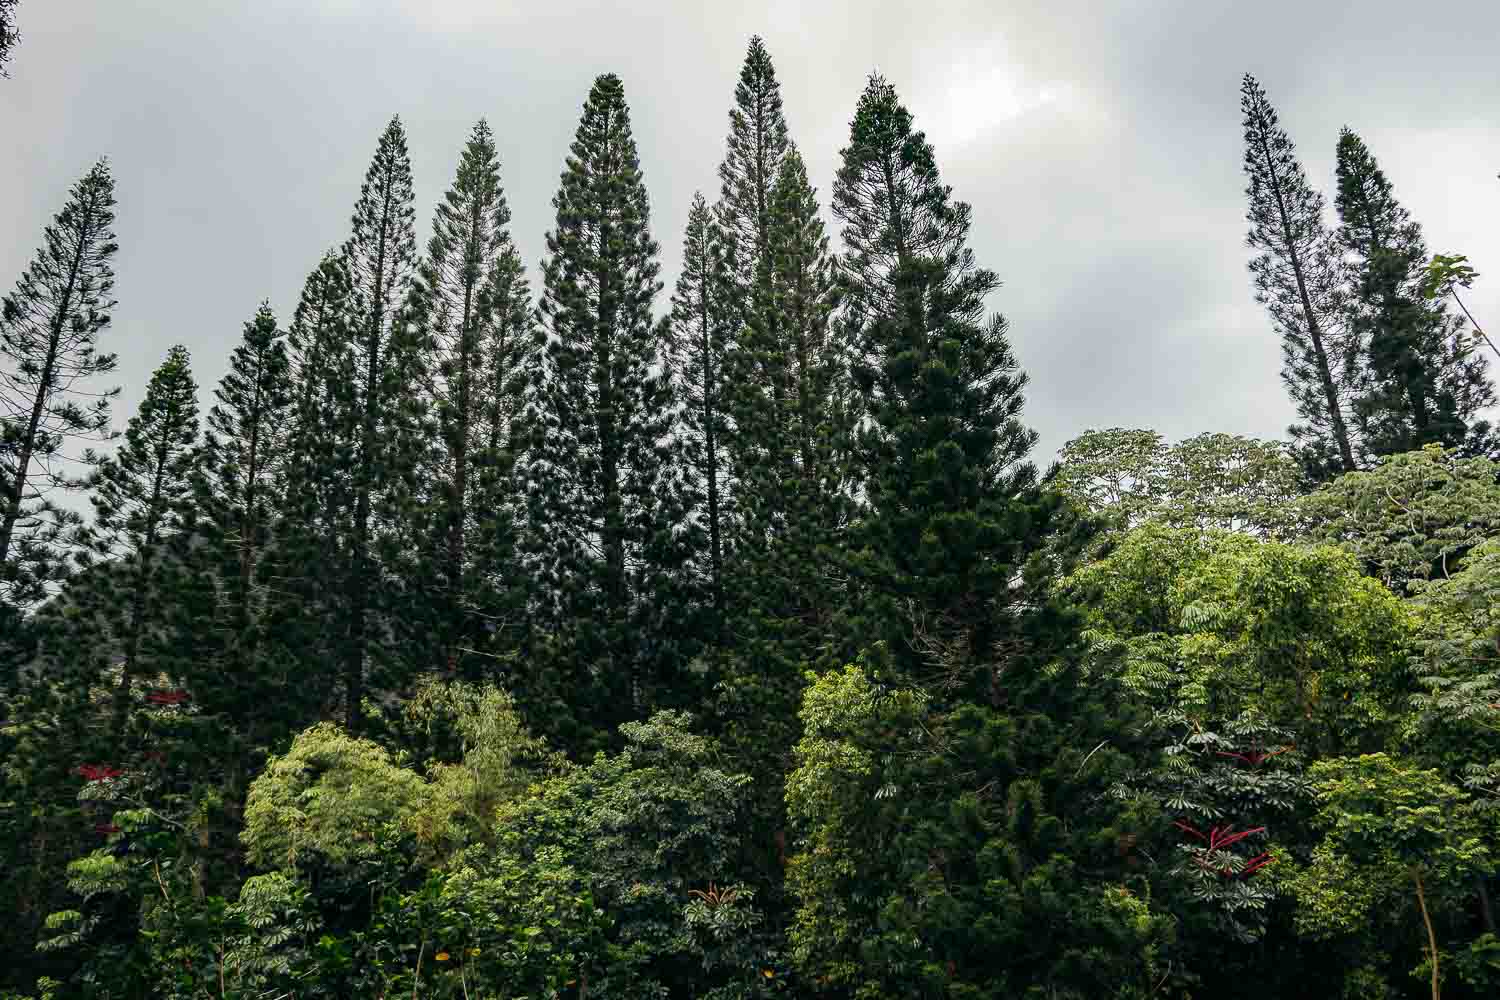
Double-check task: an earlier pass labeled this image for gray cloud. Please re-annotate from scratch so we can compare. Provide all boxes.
[2,0,1496,467]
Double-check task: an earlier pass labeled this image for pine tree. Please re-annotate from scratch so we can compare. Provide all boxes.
[832,75,1054,686]
[0,160,120,610]
[1335,128,1495,458]
[197,303,291,646]
[177,303,301,759]
[77,345,201,734]
[339,116,421,730]
[264,251,357,724]
[769,148,852,540]
[717,35,791,313]
[665,193,736,622]
[1239,75,1357,479]
[525,74,690,747]
[410,120,533,679]
[717,36,795,559]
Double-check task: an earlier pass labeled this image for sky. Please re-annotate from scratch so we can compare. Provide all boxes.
[2,0,1498,465]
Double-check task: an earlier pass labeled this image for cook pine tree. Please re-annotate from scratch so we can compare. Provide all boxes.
[0,160,120,611]
[1335,128,1495,458]
[765,146,851,635]
[717,36,796,567]
[409,119,533,680]
[1240,75,1357,478]
[832,74,1057,688]
[267,251,358,722]
[187,302,298,755]
[76,345,201,737]
[665,192,737,626]
[524,73,692,747]
[339,116,421,730]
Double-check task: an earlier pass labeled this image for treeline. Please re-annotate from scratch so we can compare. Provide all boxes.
[1,38,1498,1000]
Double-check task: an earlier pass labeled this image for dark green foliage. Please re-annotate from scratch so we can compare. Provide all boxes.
[717,34,790,322]
[831,74,1052,684]
[264,251,358,725]
[341,116,425,730]
[408,120,534,682]
[0,160,120,611]
[787,661,1173,999]
[194,304,289,645]
[717,36,797,611]
[523,74,695,751]
[1335,128,1495,459]
[76,345,202,735]
[1240,75,1357,479]
[179,304,308,772]
[666,192,737,623]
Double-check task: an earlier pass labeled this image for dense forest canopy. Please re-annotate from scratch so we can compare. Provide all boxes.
[4,16,1500,1000]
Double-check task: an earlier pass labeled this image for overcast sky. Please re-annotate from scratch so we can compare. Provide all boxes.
[3,0,1497,464]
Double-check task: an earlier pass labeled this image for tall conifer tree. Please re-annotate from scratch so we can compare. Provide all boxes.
[665,193,736,622]
[409,120,532,678]
[1335,128,1494,458]
[0,160,120,609]
[180,303,300,756]
[197,303,291,645]
[766,147,853,631]
[525,74,689,746]
[1240,75,1357,478]
[266,252,357,720]
[77,345,201,733]
[717,36,796,563]
[832,75,1052,684]
[339,116,420,729]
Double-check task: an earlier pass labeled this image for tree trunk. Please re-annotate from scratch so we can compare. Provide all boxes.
[1258,135,1355,472]
[1413,866,1441,1000]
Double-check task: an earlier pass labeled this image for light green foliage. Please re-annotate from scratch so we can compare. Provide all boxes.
[1297,445,1500,594]
[246,681,542,868]
[1292,754,1494,996]
[242,721,429,868]
[1056,428,1304,536]
[399,677,552,851]
[1070,523,1413,752]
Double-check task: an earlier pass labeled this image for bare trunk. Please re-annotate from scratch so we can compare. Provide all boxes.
[1413,866,1441,1000]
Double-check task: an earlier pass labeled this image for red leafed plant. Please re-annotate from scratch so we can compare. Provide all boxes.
[1175,820,1274,879]
[94,823,121,835]
[146,689,191,705]
[1215,745,1293,767]
[76,764,124,782]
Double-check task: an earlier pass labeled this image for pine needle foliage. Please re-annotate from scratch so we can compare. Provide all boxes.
[1239,75,1357,479]
[1335,128,1495,459]
[524,74,693,749]
[0,160,121,610]
[831,74,1054,684]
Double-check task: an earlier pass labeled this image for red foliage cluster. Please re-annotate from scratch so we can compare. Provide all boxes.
[94,823,121,835]
[146,689,190,705]
[1215,746,1292,766]
[1174,820,1275,879]
[76,764,124,781]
